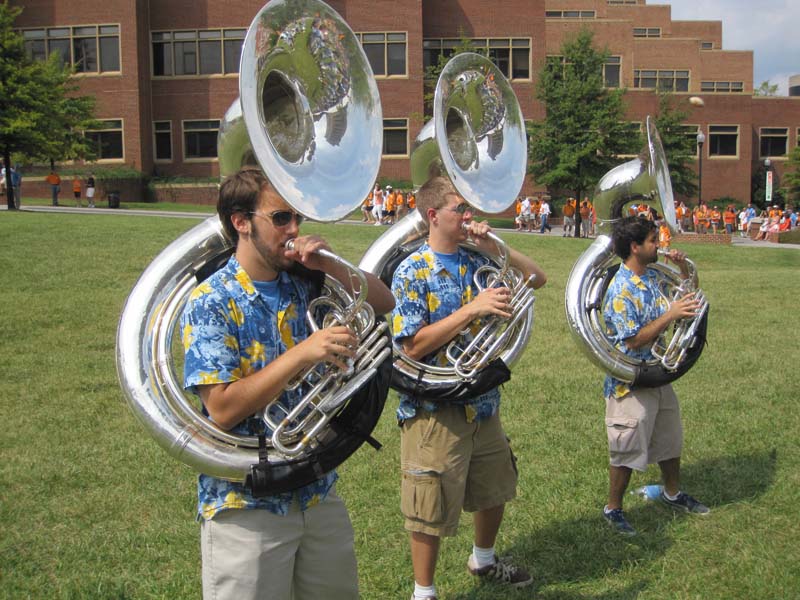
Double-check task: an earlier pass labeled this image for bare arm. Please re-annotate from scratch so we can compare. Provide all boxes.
[625,292,702,350]
[200,325,357,430]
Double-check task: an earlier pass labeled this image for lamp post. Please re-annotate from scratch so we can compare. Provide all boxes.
[696,130,706,207]
[765,158,772,207]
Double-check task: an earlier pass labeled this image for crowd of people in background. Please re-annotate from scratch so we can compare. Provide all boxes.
[2,167,97,209]
[362,183,416,226]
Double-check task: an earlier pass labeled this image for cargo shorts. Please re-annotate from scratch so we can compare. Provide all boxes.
[605,384,683,472]
[399,404,518,538]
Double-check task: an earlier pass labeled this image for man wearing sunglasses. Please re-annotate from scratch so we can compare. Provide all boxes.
[390,176,547,600]
[181,167,394,600]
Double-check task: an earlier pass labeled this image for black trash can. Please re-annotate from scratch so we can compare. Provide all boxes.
[108,191,120,209]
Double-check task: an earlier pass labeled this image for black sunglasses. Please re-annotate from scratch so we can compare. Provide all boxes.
[251,210,304,227]
[443,202,471,215]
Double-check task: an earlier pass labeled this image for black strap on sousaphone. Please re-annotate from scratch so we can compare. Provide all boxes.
[246,317,393,497]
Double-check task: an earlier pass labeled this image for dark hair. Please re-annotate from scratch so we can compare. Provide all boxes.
[612,216,657,260]
[217,167,271,244]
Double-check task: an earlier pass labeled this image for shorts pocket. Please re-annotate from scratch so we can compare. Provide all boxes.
[605,416,640,455]
[401,470,444,523]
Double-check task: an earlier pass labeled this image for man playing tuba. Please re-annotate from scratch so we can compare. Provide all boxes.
[390,176,547,599]
[601,216,710,536]
[181,168,394,600]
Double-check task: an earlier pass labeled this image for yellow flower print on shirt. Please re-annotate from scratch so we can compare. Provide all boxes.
[223,490,248,510]
[306,493,321,508]
[189,282,212,300]
[228,298,245,326]
[407,289,419,301]
[415,266,431,280]
[234,268,256,295]
[223,334,239,352]
[197,370,221,384]
[244,340,266,363]
[612,297,626,314]
[239,356,254,376]
[427,291,441,313]
[182,323,194,351]
[393,313,404,336]
[278,302,298,349]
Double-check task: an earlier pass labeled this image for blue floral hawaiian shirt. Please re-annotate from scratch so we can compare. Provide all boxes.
[181,256,337,521]
[391,243,500,423]
[602,263,670,400]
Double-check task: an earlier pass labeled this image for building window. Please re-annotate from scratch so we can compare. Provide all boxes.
[22,25,120,73]
[154,121,172,162]
[603,56,621,88]
[633,28,661,38]
[545,10,596,18]
[383,119,408,156]
[701,41,714,50]
[86,119,124,160]
[355,32,406,77]
[423,38,530,80]
[608,0,638,4]
[760,127,788,158]
[708,125,738,157]
[183,120,220,160]
[152,29,245,77]
[633,69,689,92]
[546,55,619,88]
[700,81,744,93]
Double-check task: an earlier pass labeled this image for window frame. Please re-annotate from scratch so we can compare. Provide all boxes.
[151,28,245,78]
[355,32,408,79]
[633,27,662,38]
[382,118,409,158]
[153,121,173,163]
[700,80,744,93]
[21,24,121,75]
[633,69,690,92]
[546,54,621,89]
[423,37,531,81]
[182,119,221,162]
[545,10,596,18]
[708,124,739,159]
[85,118,125,162]
[759,127,789,160]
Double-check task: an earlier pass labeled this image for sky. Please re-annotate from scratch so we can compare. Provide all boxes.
[665,0,799,95]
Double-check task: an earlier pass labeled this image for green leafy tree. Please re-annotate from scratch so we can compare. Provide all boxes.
[653,92,698,199]
[527,28,638,236]
[754,80,779,97]
[783,145,800,206]
[1,2,98,209]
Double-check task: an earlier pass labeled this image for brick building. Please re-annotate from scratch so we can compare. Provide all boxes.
[12,0,800,204]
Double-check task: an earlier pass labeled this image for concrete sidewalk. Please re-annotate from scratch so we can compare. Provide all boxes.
[5,204,800,249]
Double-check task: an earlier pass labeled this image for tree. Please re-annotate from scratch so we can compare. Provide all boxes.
[0,2,98,209]
[754,80,779,97]
[527,29,638,236]
[781,144,800,205]
[653,92,698,199]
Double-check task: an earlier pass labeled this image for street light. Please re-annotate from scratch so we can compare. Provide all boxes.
[696,130,706,207]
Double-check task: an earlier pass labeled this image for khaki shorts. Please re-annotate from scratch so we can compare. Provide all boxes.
[400,405,518,537]
[605,384,683,472]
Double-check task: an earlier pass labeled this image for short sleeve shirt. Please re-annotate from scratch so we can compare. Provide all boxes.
[391,243,500,423]
[602,263,670,400]
[181,256,337,521]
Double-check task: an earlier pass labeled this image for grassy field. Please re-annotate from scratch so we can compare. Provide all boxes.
[1,211,798,599]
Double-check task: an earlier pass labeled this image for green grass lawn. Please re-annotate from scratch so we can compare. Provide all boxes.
[1,211,798,599]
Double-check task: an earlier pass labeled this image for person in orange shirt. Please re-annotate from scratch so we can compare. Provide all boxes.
[722,206,736,234]
[709,206,722,234]
[674,201,686,233]
[658,221,672,249]
[562,197,576,237]
[579,199,592,237]
[768,205,782,219]
[407,192,416,211]
[396,190,406,220]
[530,197,541,229]
[362,192,374,223]
[72,176,82,207]
[695,203,709,234]
[514,197,522,231]
[46,170,61,206]
[384,189,396,225]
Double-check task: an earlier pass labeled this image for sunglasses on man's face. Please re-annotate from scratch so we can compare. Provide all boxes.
[443,202,471,215]
[251,210,304,227]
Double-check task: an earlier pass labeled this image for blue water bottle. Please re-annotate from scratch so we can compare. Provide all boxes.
[631,484,663,501]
